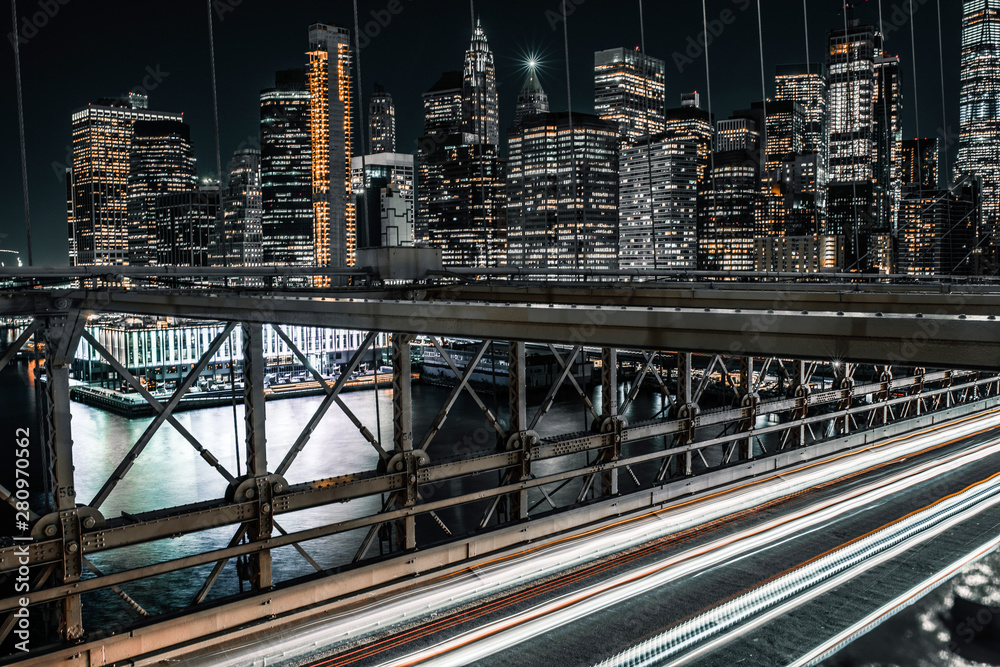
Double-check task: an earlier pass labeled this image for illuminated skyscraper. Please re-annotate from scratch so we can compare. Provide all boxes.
[368,83,396,154]
[464,20,499,146]
[422,71,465,137]
[154,184,220,267]
[514,66,549,127]
[619,136,699,269]
[698,150,760,271]
[825,16,900,271]
[663,104,713,185]
[959,0,1000,241]
[260,69,313,267]
[900,138,940,190]
[775,64,827,161]
[352,153,415,248]
[68,96,184,266]
[214,148,263,270]
[594,47,666,143]
[127,120,197,265]
[897,179,979,276]
[507,112,619,270]
[716,118,759,153]
[308,23,355,272]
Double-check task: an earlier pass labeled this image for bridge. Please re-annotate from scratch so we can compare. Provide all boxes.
[2,269,1000,665]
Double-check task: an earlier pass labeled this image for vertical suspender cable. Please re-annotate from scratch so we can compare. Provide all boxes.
[843,0,861,270]
[639,0,656,270]
[702,0,717,270]
[756,0,768,229]
[205,0,224,269]
[562,0,579,270]
[908,0,922,190]
[353,0,382,448]
[802,0,811,71]
[936,0,949,189]
[10,0,34,266]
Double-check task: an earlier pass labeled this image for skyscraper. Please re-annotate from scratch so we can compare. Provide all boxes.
[464,20,499,146]
[127,119,197,265]
[307,23,355,271]
[594,47,666,143]
[260,69,313,267]
[513,66,550,127]
[900,138,940,190]
[897,179,979,276]
[154,184,220,268]
[959,0,1000,242]
[663,104,713,185]
[698,150,760,271]
[352,153,415,248]
[825,16,900,271]
[507,112,619,270]
[418,138,506,266]
[775,64,827,161]
[619,136,699,269]
[215,148,264,270]
[418,22,505,267]
[422,71,466,137]
[368,83,396,154]
[68,96,184,266]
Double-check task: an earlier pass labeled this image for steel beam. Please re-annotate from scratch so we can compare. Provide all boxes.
[391,334,416,551]
[33,290,1000,370]
[41,313,86,641]
[242,323,271,590]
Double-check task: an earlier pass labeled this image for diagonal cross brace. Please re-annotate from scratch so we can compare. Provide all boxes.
[0,318,39,375]
[81,330,235,484]
[430,337,506,439]
[275,331,378,477]
[418,340,492,452]
[89,323,237,510]
[530,346,582,432]
[621,351,658,414]
[272,325,387,460]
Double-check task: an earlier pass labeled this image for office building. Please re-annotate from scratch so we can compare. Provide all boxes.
[594,47,666,143]
[897,179,979,275]
[368,83,396,154]
[507,112,619,270]
[260,69,313,267]
[775,63,827,160]
[900,138,940,190]
[663,104,713,184]
[68,95,184,266]
[513,66,550,127]
[698,150,760,271]
[619,135,699,269]
[464,19,499,145]
[214,148,263,270]
[154,184,220,267]
[959,0,1000,239]
[127,119,197,265]
[422,71,466,138]
[352,153,416,249]
[755,235,844,273]
[308,23,355,271]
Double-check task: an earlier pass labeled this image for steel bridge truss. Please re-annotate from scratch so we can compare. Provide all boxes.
[1,301,1000,659]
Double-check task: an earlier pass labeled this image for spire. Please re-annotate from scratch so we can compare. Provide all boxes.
[514,67,549,128]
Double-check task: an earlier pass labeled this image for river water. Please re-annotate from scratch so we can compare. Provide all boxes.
[2,360,1000,663]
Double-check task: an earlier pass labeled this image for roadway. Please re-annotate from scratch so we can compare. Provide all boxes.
[278,411,1000,667]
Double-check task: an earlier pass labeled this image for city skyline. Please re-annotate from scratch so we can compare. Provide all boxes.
[1,0,966,265]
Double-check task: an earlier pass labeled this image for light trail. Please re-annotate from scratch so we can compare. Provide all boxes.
[175,410,1000,667]
[369,419,1000,666]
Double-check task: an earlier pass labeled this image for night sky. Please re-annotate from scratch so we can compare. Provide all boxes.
[0,0,962,266]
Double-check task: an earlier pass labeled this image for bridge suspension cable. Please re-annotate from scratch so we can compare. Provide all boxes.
[10,0,34,266]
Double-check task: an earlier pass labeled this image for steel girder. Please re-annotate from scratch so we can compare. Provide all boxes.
[3,296,1000,654]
